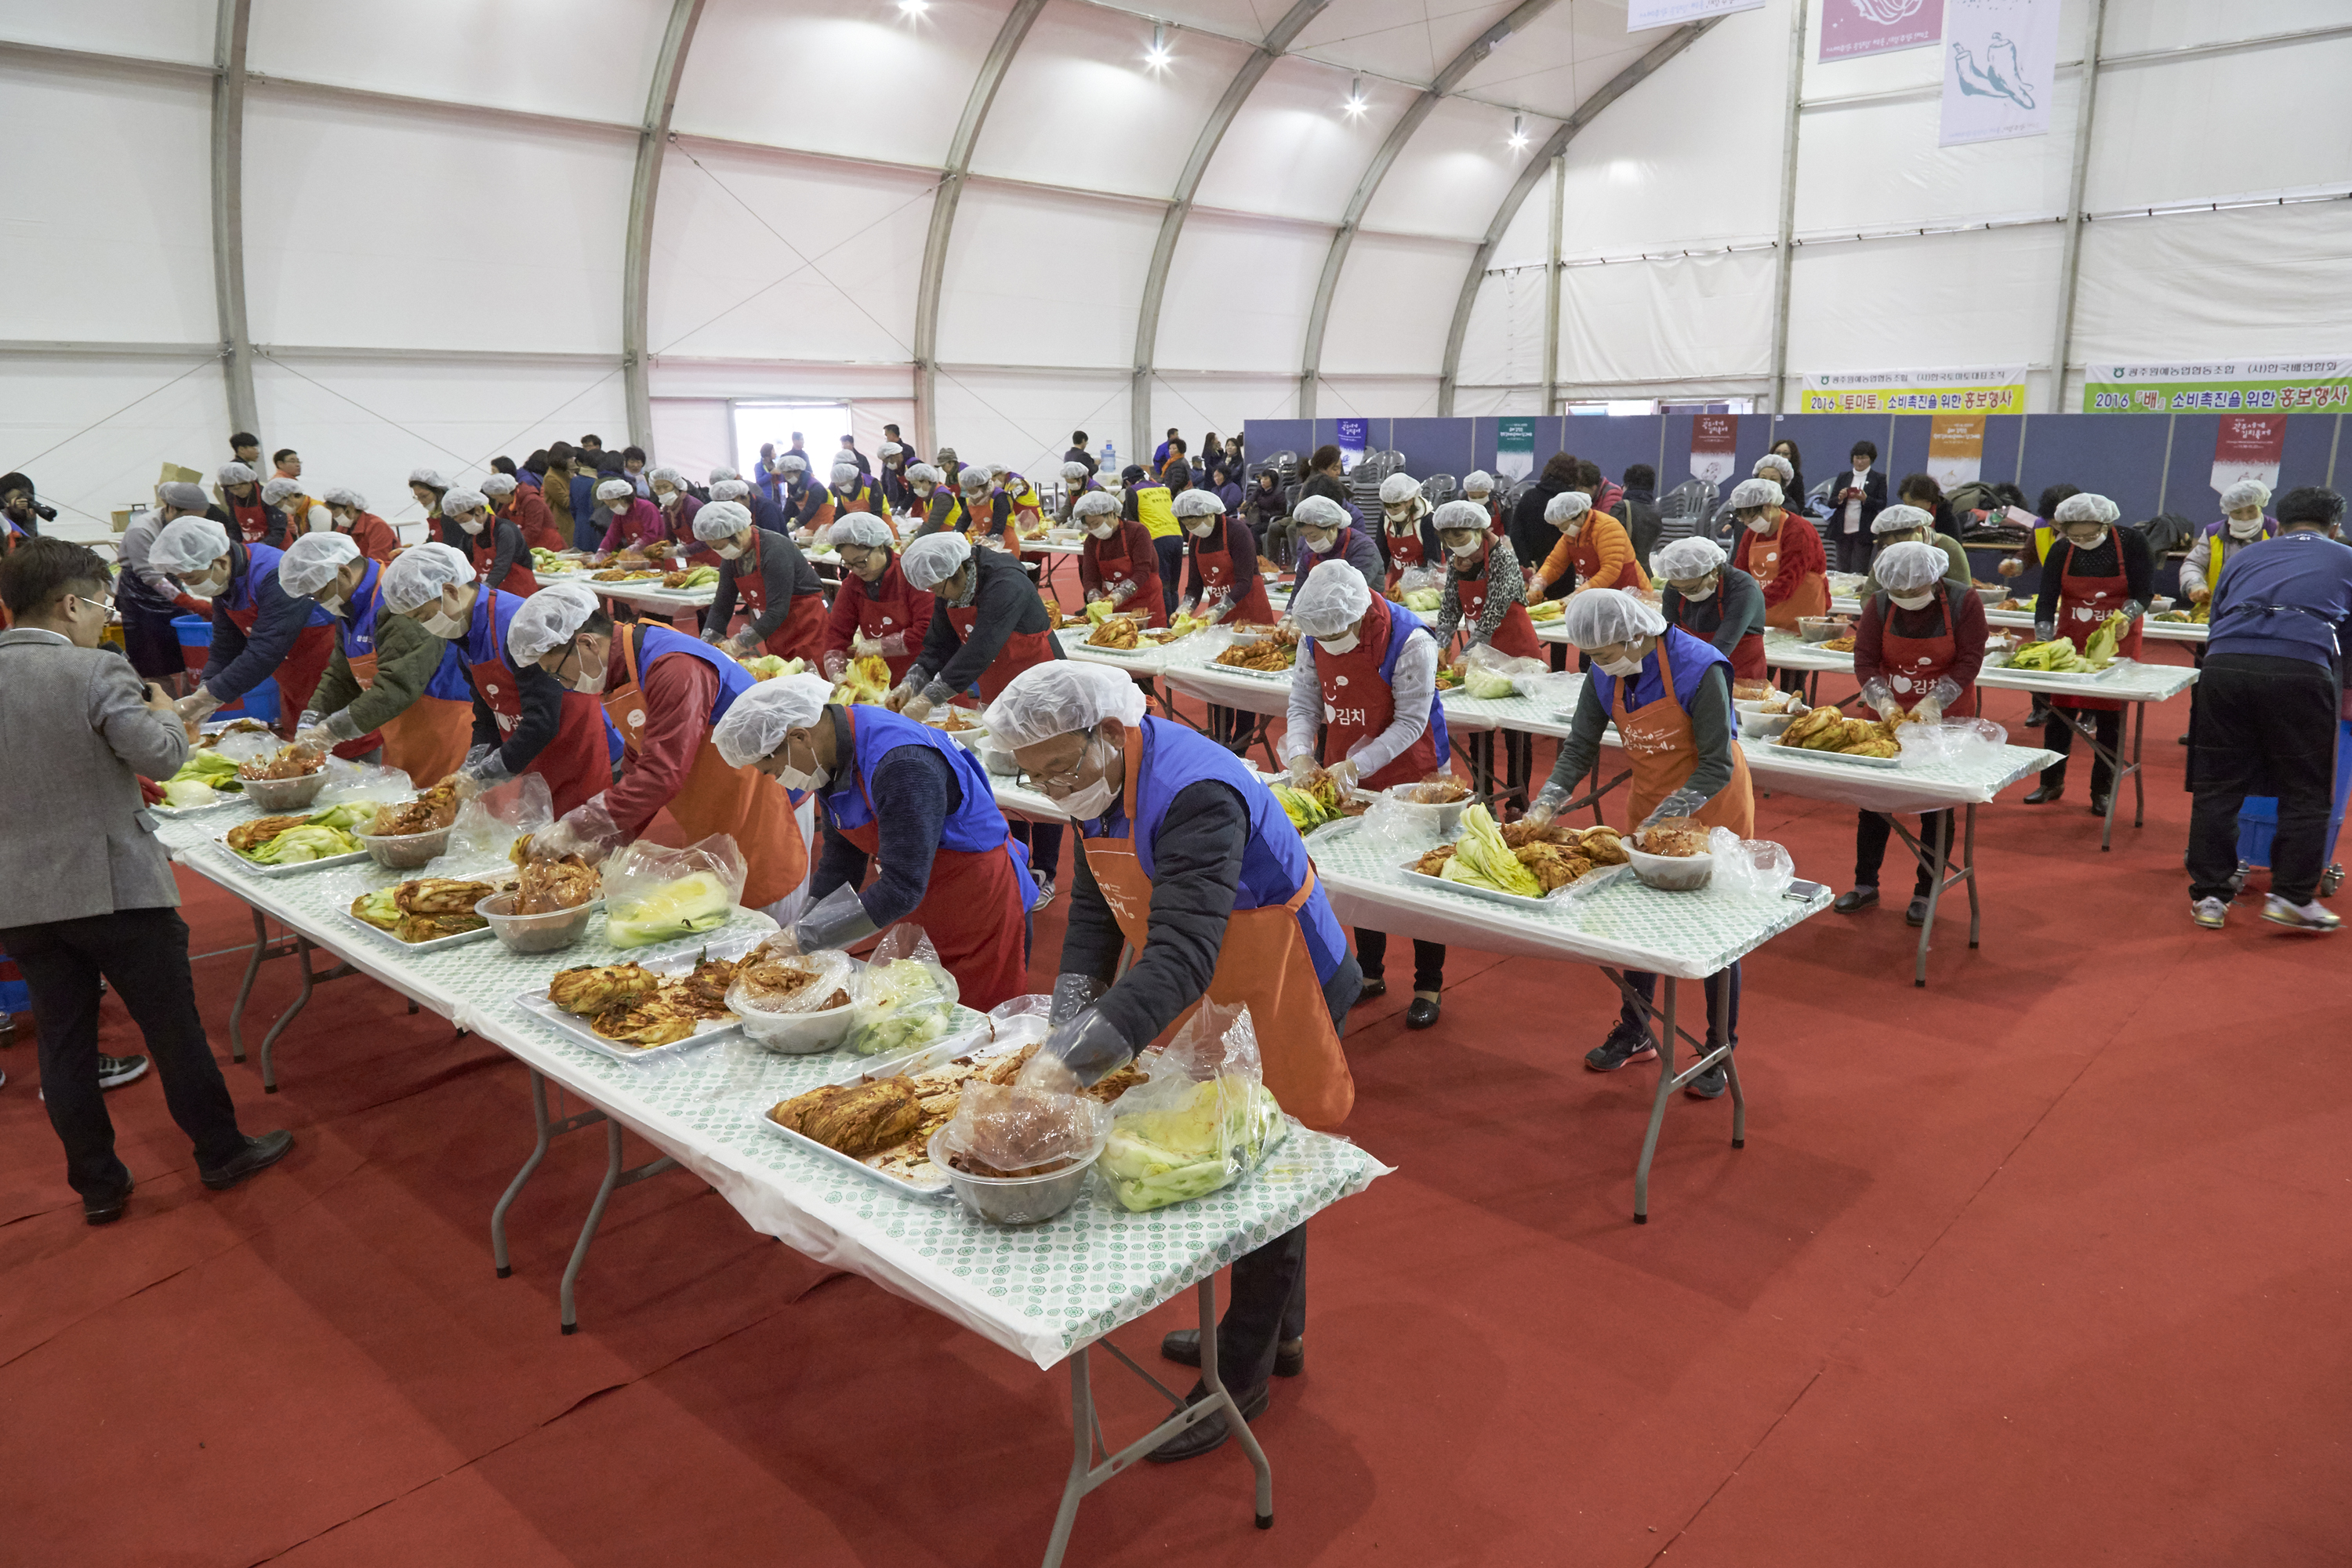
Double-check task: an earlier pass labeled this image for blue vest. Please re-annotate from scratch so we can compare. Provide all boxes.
[1370,599,1448,760]
[633,622,755,728]
[463,585,531,670]
[227,542,336,629]
[337,561,384,659]
[824,707,1036,904]
[1087,717,1348,986]
[1588,626,1732,723]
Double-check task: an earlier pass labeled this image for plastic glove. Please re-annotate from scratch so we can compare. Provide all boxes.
[459,743,494,773]
[1048,972,1109,1026]
[2119,599,2146,622]
[1276,615,1298,637]
[789,883,879,954]
[321,709,361,743]
[1287,752,1317,787]
[1176,598,1196,620]
[1084,590,1108,604]
[1914,700,1943,726]
[902,692,935,725]
[1036,1004,1132,1089]
[295,710,323,735]
[1639,787,1709,829]
[723,633,760,659]
[532,795,622,862]
[174,687,223,724]
[870,631,909,658]
[1926,676,1962,714]
[459,745,513,790]
[822,652,848,682]
[1860,677,1899,722]
[699,627,723,644]
[2188,586,2210,605]
[173,590,213,615]
[1326,757,1359,797]
[1106,580,1134,607]
[2034,621,2055,643]
[1523,782,1570,829]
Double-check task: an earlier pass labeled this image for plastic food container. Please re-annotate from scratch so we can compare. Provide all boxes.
[733,993,858,1055]
[355,824,452,869]
[239,769,329,812]
[1737,706,1797,740]
[475,891,599,954]
[1379,789,1467,837]
[1624,837,1715,891]
[926,1126,1103,1225]
[1797,616,1845,644]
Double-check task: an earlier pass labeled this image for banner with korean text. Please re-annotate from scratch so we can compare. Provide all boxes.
[2081,360,2352,415]
[1689,414,1738,485]
[1925,414,1987,491]
[1820,0,1943,62]
[2211,415,2287,496]
[1798,366,2027,415]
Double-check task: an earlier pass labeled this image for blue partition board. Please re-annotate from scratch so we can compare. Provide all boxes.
[1392,418,1475,480]
[1559,416,1664,487]
[2159,415,2221,518]
[1980,415,2025,490]
[2016,414,2171,523]
[1243,420,1313,468]
[2281,413,2343,493]
[1766,414,1897,506]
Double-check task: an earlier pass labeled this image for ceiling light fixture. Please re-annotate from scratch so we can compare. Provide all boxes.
[1345,76,1367,117]
[1145,23,1171,71]
[1508,113,1530,151]
[898,0,927,13]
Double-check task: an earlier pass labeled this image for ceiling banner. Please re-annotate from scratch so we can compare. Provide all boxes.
[1798,365,2027,414]
[2082,360,2352,415]
[1819,0,1944,62]
[1628,0,1764,30]
[1939,0,2060,147]
[1690,414,1738,485]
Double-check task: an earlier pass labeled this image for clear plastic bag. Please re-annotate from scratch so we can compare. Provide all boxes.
[314,759,412,808]
[725,941,858,1054]
[1097,1000,1288,1213]
[939,1080,1110,1177]
[1706,826,1795,898]
[842,924,962,1055]
[601,834,747,948]
[213,729,281,767]
[448,771,552,859]
[984,993,1058,1052]
[1896,717,2010,771]
[1461,642,1546,700]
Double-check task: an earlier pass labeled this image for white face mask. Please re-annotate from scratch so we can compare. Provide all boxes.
[1318,630,1361,656]
[2066,527,2107,550]
[1188,521,1216,538]
[714,543,742,560]
[422,608,466,639]
[1561,521,1584,539]
[314,592,346,615]
[1744,514,1773,534]
[1059,773,1116,822]
[1677,580,1715,602]
[563,643,605,694]
[2227,516,2263,539]
[1598,653,1643,677]
[1087,521,1116,540]
[1445,537,1482,560]
[1891,590,1934,611]
[1302,531,1336,554]
[775,734,829,795]
[655,489,677,507]
[459,518,483,535]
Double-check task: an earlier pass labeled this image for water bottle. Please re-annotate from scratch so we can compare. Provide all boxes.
[1101,441,1116,474]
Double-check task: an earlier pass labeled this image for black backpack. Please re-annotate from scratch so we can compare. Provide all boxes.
[2133,512,2198,555]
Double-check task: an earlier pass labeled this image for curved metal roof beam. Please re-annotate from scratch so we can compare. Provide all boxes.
[1435,19,1717,416]
[912,0,1051,454]
[1130,0,1333,463]
[211,0,256,436]
[1297,0,1563,421]
[624,0,708,448]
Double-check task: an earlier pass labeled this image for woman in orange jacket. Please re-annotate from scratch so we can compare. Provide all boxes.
[1526,489,1650,602]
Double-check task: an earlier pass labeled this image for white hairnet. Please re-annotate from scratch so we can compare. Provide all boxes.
[506,582,602,662]
[152,516,234,575]
[2053,492,2119,525]
[982,662,1149,750]
[694,499,753,542]
[1753,453,1794,485]
[989,463,1009,478]
[1872,503,1934,535]
[1294,494,1348,530]
[595,478,635,504]
[830,462,860,487]
[901,530,971,590]
[408,467,446,490]
[1562,587,1665,647]
[380,543,474,615]
[278,532,361,597]
[261,476,303,506]
[219,463,258,487]
[958,466,993,492]
[1379,473,1421,506]
[481,473,517,498]
[830,513,893,550]
[1173,489,1223,519]
[2220,478,2271,513]
[1461,470,1494,495]
[708,465,739,484]
[1544,490,1591,525]
[442,488,487,517]
[1730,477,1784,510]
[1290,558,1374,637]
[1073,489,1119,520]
[906,463,943,485]
[712,673,835,769]
[1875,541,1947,594]
[710,478,750,503]
[158,481,211,514]
[1653,537,1726,579]
[779,455,808,474]
[646,466,684,490]
[1432,499,1488,534]
[1060,462,1089,482]
[322,486,365,510]
[880,443,902,458]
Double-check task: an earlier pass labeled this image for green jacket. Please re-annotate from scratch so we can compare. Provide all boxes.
[310,607,448,734]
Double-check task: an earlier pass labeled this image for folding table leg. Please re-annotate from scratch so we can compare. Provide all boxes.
[492,1071,557,1278]
[1633,979,1677,1224]
[557,1120,678,1334]
[1720,969,1745,1151]
[1963,804,1983,946]
[227,908,272,1063]
[256,935,357,1093]
[2131,698,2147,826]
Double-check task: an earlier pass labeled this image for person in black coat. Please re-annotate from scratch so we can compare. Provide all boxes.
[1828,441,1887,572]
[1510,452,1581,575]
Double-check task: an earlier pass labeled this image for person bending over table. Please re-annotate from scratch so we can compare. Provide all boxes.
[383,547,617,816]
[904,462,965,538]
[320,486,400,567]
[1073,488,1164,626]
[1728,476,1828,630]
[1429,498,1543,664]
[713,674,1036,1009]
[593,476,667,555]
[955,466,1024,562]
[2186,486,2352,934]
[891,531,1067,908]
[282,533,476,784]
[1523,589,1755,1098]
[1374,473,1443,593]
[216,461,288,547]
[989,662,1360,1462]
[1286,494,1381,597]
[1834,540,1986,924]
[0,538,292,1224]
[1459,470,1504,537]
[1057,460,1103,526]
[1655,536,1766,684]
[1175,488,1272,626]
[692,499,827,663]
[483,470,563,554]
[2180,478,2278,609]
[1860,503,1970,599]
[444,486,537,599]
[819,513,933,686]
[829,460,893,539]
[1527,488,1648,604]
[2023,492,2151,815]
[1284,559,1455,1030]
[151,516,337,735]
[777,456,836,539]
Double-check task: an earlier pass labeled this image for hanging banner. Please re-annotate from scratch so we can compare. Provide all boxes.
[1939,0,2060,147]
[2081,359,2352,414]
[1334,417,1367,470]
[1925,413,1987,491]
[1494,417,1536,483]
[1628,0,1763,27]
[2212,415,2288,496]
[1689,414,1738,485]
[1820,0,1944,62]
[1798,365,2027,414]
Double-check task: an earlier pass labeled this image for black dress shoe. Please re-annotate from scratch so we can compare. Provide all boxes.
[1161,1328,1305,1377]
[1404,996,1440,1029]
[1833,887,1878,914]
[1352,978,1386,1004]
[85,1175,133,1226]
[2023,784,2063,804]
[2089,795,2111,817]
[1148,1381,1271,1464]
[1905,896,1931,927]
[199,1130,295,1192]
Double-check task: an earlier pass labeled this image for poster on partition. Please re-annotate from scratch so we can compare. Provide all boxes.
[1495,417,1536,482]
[1628,0,1763,27]
[1335,417,1368,470]
[1690,414,1738,485]
[1924,413,1987,491]
[2081,359,2352,415]
[1798,365,2026,414]
[2212,415,2287,496]
[1820,0,1944,61]
[1939,0,2060,147]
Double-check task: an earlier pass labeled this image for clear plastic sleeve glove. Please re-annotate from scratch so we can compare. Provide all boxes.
[1048,972,1109,1026]
[1200,596,1231,625]
[292,721,335,753]
[1326,757,1359,796]
[902,692,937,724]
[822,652,848,681]
[1860,677,1900,721]
[1287,752,1317,786]
[1175,598,1196,620]
[1084,590,1107,604]
[699,627,723,644]
[532,794,622,862]
[296,710,322,735]
[174,687,223,724]
[789,882,878,953]
[1998,556,2024,578]
[1640,787,1710,829]
[1106,580,1134,607]
[1523,782,1570,828]
[917,678,956,711]
[2034,621,2055,643]
[1914,700,1943,726]
[723,633,760,658]
[322,709,363,743]
[2119,600,2146,622]
[870,632,909,658]
[1927,676,1962,712]
[459,745,512,789]
[2188,586,2210,604]
[1036,1004,1132,1089]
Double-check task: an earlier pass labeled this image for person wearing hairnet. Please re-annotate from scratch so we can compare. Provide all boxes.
[774,454,835,540]
[820,513,933,685]
[1073,490,1166,626]
[408,468,451,532]
[702,474,781,538]
[444,488,537,598]
[954,465,1024,561]
[1526,490,1649,605]
[1375,472,1443,594]
[1427,497,1541,666]
[1004,468,1048,535]
[117,482,223,682]
[1119,463,1185,615]
[283,533,477,782]
[1655,536,1767,684]
[1056,459,1103,526]
[904,463,964,538]
[595,475,667,554]
[1860,503,1969,599]
[712,673,1036,1009]
[1460,470,1502,535]
[261,476,315,540]
[2180,479,2277,610]
[829,459,894,539]
[484,470,563,555]
[152,517,338,734]
[383,546,615,813]
[645,466,701,546]
[2024,492,2151,813]
[877,441,916,513]
[1285,560,1456,1028]
[693,500,828,662]
[217,463,287,547]
[1836,540,1987,923]
[1287,493,1381,595]
[524,584,808,917]
[318,488,399,567]
[1524,590,1753,1093]
[1727,476,1828,630]
[987,660,1360,1461]
[1176,488,1272,626]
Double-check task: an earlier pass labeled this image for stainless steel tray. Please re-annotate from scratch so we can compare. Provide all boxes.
[515,930,771,1065]
[1766,742,1904,769]
[753,1018,1019,1200]
[1398,858,1581,910]
[332,906,498,954]
[214,840,372,877]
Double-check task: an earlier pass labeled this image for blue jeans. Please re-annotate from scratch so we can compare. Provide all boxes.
[1617,963,1739,1051]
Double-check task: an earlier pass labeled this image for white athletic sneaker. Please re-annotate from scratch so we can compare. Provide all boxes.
[2261,895,2342,933]
[2190,898,2228,930]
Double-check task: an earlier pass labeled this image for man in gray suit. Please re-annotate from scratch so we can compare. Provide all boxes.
[0,538,292,1225]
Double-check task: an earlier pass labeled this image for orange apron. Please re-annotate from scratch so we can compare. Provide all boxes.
[1075,728,1356,1131]
[1745,519,1828,630]
[339,649,472,780]
[1611,640,1755,836]
[603,629,807,910]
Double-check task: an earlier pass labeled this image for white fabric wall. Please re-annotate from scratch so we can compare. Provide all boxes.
[0,356,230,535]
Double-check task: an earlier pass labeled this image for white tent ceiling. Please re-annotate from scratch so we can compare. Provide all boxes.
[5,0,2350,535]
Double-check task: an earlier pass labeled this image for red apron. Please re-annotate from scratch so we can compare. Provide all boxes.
[847,562,929,684]
[970,493,1022,562]
[229,497,272,544]
[834,710,1030,1012]
[1612,646,1755,836]
[730,538,829,661]
[1076,727,1355,1131]
[943,601,1059,704]
[602,630,806,911]
[223,589,333,739]
[2051,539,2143,714]
[1191,523,1273,624]
[1880,594,1978,717]
[1083,525,1167,627]
[1450,542,1544,661]
[473,532,538,598]
[1741,519,1828,630]
[467,652,611,818]
[1382,526,1428,595]
[1319,598,1446,789]
[1671,595,1767,683]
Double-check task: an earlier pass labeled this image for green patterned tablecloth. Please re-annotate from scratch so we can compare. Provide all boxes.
[1763,630,2198,702]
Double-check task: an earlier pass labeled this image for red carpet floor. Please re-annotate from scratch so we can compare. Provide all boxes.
[4,641,2349,1567]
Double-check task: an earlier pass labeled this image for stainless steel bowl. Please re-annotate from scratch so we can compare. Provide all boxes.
[925,1127,1102,1225]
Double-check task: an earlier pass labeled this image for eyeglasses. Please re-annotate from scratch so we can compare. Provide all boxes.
[1033,739,1095,794]
[73,592,114,615]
